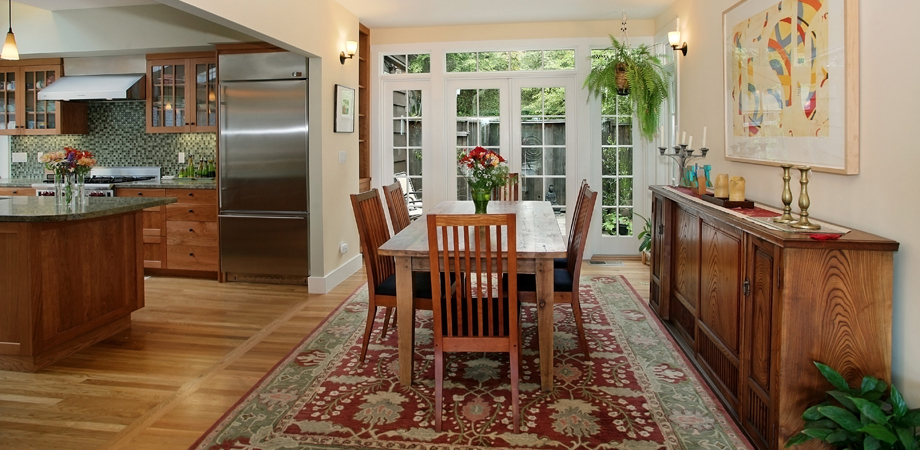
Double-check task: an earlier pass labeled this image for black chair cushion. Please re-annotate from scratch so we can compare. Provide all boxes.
[440,295,513,338]
[375,271,435,299]
[375,272,457,299]
[554,257,568,269]
[516,268,573,293]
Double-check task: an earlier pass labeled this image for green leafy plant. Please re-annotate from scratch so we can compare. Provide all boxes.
[786,362,920,449]
[583,36,669,141]
[635,213,651,253]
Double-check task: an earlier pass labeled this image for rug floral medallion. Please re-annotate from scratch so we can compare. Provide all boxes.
[192,276,752,450]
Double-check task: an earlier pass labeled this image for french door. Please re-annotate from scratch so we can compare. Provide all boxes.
[447,77,576,235]
[382,80,429,213]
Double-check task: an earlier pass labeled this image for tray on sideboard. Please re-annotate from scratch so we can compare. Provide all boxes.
[700,193,754,209]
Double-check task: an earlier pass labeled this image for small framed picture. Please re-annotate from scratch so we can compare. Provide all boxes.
[334,84,356,133]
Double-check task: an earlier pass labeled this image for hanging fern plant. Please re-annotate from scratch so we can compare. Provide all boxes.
[584,35,670,142]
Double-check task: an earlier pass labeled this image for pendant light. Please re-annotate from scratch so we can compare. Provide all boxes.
[1,0,18,61]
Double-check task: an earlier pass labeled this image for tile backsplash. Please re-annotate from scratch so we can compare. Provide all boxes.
[10,101,216,178]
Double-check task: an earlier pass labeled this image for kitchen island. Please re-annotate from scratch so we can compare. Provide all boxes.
[0,196,176,372]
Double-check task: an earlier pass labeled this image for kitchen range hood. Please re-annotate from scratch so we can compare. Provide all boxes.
[37,74,146,101]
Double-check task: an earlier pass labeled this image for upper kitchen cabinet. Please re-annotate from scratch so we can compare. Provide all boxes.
[0,59,88,136]
[146,52,217,133]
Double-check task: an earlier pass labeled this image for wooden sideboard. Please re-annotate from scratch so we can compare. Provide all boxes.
[649,186,898,450]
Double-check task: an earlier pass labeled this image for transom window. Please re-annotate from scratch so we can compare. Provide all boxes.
[446,50,575,73]
[383,54,431,74]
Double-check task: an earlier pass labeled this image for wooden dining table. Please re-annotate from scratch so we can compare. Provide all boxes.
[378,200,566,391]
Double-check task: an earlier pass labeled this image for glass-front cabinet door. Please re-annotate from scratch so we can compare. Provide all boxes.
[147,59,187,133]
[193,58,217,132]
[23,66,60,135]
[147,56,216,133]
[0,67,16,135]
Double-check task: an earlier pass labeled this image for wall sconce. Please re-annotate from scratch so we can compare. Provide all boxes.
[668,31,688,56]
[340,40,358,65]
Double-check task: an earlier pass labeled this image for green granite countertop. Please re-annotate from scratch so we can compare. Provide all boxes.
[0,178,40,188]
[0,196,177,222]
[117,178,216,190]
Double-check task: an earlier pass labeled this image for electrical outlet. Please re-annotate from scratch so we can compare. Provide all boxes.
[178,152,186,164]
[11,152,27,163]
[339,151,346,164]
[339,241,349,254]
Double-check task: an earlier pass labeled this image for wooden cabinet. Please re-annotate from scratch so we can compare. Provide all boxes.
[0,59,87,136]
[116,188,218,275]
[164,189,218,273]
[117,188,167,268]
[146,53,217,133]
[0,188,36,196]
[649,186,898,450]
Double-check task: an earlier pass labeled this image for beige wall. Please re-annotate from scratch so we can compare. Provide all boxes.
[159,0,362,288]
[657,0,920,404]
[373,19,655,45]
[12,3,250,56]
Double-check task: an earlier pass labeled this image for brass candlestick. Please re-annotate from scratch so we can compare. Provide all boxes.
[790,166,821,230]
[773,164,796,223]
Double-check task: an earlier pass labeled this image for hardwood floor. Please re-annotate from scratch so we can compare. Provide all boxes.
[0,258,650,450]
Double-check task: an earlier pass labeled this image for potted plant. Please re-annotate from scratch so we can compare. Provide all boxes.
[583,36,670,141]
[635,213,652,264]
[786,361,920,449]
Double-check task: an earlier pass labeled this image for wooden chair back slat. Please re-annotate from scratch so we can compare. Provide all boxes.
[427,213,517,340]
[493,173,520,201]
[383,181,413,234]
[567,186,598,280]
[350,189,395,289]
[566,179,588,249]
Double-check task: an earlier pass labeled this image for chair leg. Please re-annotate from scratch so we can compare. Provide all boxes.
[381,307,395,338]
[571,296,590,360]
[434,347,444,432]
[510,344,520,434]
[359,305,377,363]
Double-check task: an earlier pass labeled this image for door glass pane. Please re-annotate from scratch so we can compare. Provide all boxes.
[519,86,566,232]
[456,88,500,200]
[600,89,635,236]
[196,62,217,127]
[393,90,423,213]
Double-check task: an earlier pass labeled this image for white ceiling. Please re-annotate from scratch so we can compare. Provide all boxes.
[15,0,156,10]
[15,0,674,28]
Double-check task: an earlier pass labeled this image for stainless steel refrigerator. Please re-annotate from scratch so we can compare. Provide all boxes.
[218,52,310,280]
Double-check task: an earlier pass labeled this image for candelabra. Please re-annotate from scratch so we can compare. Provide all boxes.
[658,145,709,188]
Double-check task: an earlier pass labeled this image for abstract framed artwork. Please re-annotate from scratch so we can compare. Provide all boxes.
[723,0,859,174]
[334,84,355,133]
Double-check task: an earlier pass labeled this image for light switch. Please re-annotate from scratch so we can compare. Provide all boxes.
[178,152,186,164]
[339,151,347,164]
[11,152,27,163]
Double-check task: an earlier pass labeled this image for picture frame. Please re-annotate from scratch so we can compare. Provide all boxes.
[723,0,858,174]
[334,84,356,133]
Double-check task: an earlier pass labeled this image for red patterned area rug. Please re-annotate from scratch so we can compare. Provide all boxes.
[191,276,752,450]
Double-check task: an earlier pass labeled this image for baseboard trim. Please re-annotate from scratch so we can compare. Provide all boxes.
[308,254,362,294]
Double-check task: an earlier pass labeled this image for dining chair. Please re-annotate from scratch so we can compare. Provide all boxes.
[383,181,412,234]
[427,212,521,434]
[350,189,435,362]
[492,172,520,201]
[520,185,597,360]
[555,179,588,269]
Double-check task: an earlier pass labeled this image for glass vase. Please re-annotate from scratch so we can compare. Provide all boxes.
[470,187,491,214]
[74,172,86,206]
[53,171,65,205]
[61,172,81,209]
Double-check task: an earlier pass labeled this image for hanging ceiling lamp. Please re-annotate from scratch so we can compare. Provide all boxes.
[1,0,18,60]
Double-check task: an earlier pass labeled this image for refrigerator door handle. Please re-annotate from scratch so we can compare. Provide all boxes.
[219,214,307,220]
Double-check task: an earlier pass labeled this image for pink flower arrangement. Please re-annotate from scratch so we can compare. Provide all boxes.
[39,147,96,175]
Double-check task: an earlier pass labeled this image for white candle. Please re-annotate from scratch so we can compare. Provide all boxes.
[702,126,707,148]
[682,131,687,145]
[659,126,665,147]
[688,135,693,150]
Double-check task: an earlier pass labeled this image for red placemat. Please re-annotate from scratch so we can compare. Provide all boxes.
[669,186,780,218]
